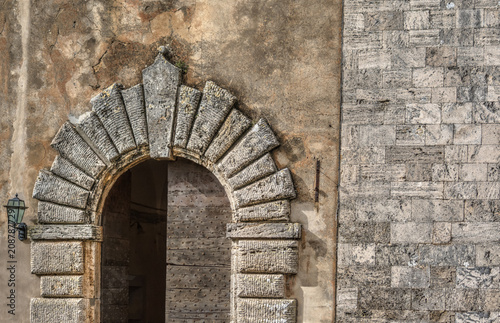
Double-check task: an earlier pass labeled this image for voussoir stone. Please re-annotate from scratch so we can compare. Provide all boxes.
[121,84,149,147]
[31,241,84,274]
[31,298,86,323]
[142,53,181,159]
[186,81,236,155]
[37,202,87,224]
[71,111,119,163]
[40,275,83,297]
[237,274,285,298]
[228,153,277,190]
[173,85,202,149]
[237,298,297,323]
[217,118,280,178]
[235,200,291,222]
[238,240,299,274]
[50,156,95,190]
[32,170,89,209]
[204,108,252,163]
[50,122,106,178]
[234,169,296,208]
[227,223,301,239]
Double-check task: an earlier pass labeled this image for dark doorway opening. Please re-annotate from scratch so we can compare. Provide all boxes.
[100,158,231,323]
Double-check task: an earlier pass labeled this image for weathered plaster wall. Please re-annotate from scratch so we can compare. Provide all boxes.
[339,0,500,321]
[0,0,341,322]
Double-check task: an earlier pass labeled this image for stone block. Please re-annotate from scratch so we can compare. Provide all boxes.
[430,10,456,29]
[442,102,473,123]
[32,170,89,209]
[445,145,468,163]
[383,70,413,88]
[406,103,441,124]
[481,289,500,311]
[204,109,252,163]
[237,298,296,323]
[391,266,430,288]
[432,222,452,244]
[342,104,385,125]
[391,222,433,243]
[228,153,277,190]
[121,84,148,147]
[391,182,443,198]
[31,242,84,274]
[458,86,487,102]
[358,288,411,310]
[364,11,403,30]
[30,225,102,241]
[217,119,279,177]
[391,48,426,68]
[142,53,181,159]
[358,50,391,69]
[457,47,484,66]
[339,221,390,243]
[101,266,127,289]
[431,164,459,181]
[338,243,376,266]
[419,245,475,266]
[236,274,285,298]
[477,244,500,267]
[50,156,94,190]
[396,125,426,145]
[337,266,391,288]
[477,182,500,199]
[376,244,418,266]
[359,125,396,146]
[465,200,500,222]
[237,240,298,274]
[360,164,406,181]
[344,14,364,33]
[409,30,440,46]
[337,288,358,310]
[356,198,411,222]
[441,28,474,46]
[235,200,290,222]
[386,146,444,164]
[187,81,236,155]
[475,28,500,46]
[430,266,457,288]
[342,147,385,165]
[485,46,500,65]
[482,124,500,145]
[404,10,430,30]
[227,223,301,239]
[426,47,456,67]
[411,289,446,310]
[454,124,481,144]
[40,275,83,297]
[233,169,296,208]
[410,0,440,9]
[457,9,482,28]
[460,163,487,181]
[91,83,136,154]
[71,111,118,163]
[488,85,500,102]
[344,31,383,49]
[406,163,433,181]
[37,202,87,224]
[456,312,500,323]
[468,145,500,163]
[444,182,479,199]
[431,87,456,103]
[341,164,358,183]
[488,163,500,181]
[445,288,480,311]
[340,182,391,199]
[457,267,499,288]
[452,222,500,243]
[50,122,106,178]
[411,199,463,222]
[31,298,86,323]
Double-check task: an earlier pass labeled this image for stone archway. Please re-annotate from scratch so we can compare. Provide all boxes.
[29,48,301,323]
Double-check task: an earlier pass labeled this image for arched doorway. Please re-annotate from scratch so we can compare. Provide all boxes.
[30,48,301,323]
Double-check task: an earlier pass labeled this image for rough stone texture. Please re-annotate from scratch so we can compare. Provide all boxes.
[237,240,298,274]
[142,53,181,159]
[31,298,87,323]
[32,170,89,209]
[50,156,95,190]
[228,153,277,190]
[237,274,285,298]
[235,200,291,222]
[91,83,136,154]
[30,225,103,241]
[31,242,84,274]
[186,81,236,155]
[234,169,296,208]
[173,85,201,149]
[71,111,119,163]
[237,298,297,323]
[50,122,106,178]
[40,276,84,297]
[121,84,149,147]
[227,223,301,239]
[37,202,87,224]
[217,119,280,178]
[204,108,252,163]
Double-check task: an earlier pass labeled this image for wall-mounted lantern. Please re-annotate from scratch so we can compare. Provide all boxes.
[4,194,28,241]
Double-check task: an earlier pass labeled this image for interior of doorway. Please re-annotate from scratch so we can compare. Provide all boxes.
[100,158,232,323]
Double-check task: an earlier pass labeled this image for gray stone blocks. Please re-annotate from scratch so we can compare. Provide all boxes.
[237,274,285,298]
[237,240,298,274]
[237,298,296,323]
[31,298,86,323]
[31,242,84,274]
[32,170,89,209]
[40,276,83,297]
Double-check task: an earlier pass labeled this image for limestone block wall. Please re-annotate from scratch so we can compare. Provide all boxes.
[339,0,500,321]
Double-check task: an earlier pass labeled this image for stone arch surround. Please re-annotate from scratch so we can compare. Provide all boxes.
[29,49,301,323]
